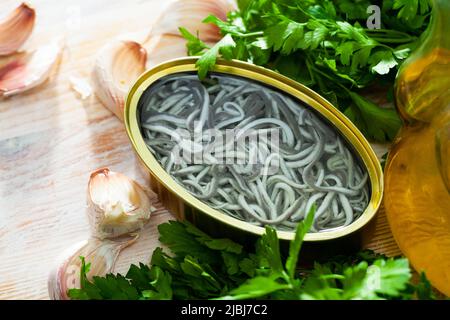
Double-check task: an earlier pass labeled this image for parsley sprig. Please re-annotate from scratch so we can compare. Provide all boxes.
[69,206,436,300]
[179,0,431,142]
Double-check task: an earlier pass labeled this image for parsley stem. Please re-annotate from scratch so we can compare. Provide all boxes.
[319,274,346,280]
[365,29,417,43]
[369,37,416,44]
[237,31,264,38]
[305,58,318,85]
[306,56,350,91]
[365,28,415,37]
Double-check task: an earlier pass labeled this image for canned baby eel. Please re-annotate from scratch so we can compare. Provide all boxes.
[124,57,383,249]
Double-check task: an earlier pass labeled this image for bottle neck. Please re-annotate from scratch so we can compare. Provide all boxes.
[427,0,450,49]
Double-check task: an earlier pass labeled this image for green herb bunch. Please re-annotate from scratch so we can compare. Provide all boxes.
[180,0,431,142]
[69,207,435,300]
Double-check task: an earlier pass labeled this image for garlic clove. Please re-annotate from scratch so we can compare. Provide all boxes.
[150,0,236,43]
[145,34,197,68]
[92,40,147,120]
[87,168,156,239]
[0,39,63,98]
[0,3,36,56]
[48,168,166,300]
[48,237,137,300]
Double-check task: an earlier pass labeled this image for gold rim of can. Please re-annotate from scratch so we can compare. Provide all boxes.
[124,57,383,242]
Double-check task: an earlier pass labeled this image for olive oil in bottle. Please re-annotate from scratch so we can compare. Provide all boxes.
[385,0,450,296]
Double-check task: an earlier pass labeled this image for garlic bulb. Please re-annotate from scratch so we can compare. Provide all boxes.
[0,39,63,98]
[0,3,35,56]
[87,168,154,239]
[150,0,236,43]
[92,40,147,120]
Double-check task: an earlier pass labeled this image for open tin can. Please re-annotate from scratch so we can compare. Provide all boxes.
[124,57,383,256]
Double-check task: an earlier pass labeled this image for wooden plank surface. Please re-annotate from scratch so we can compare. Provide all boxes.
[0,0,400,300]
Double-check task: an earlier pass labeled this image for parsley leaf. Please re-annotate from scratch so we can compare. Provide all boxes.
[414,272,438,300]
[300,263,343,300]
[196,34,236,79]
[258,226,284,273]
[346,91,402,141]
[372,258,411,296]
[158,220,220,264]
[394,0,430,22]
[179,0,431,142]
[369,50,399,75]
[178,27,208,56]
[69,219,438,300]
[285,205,315,280]
[202,14,246,36]
[218,276,291,300]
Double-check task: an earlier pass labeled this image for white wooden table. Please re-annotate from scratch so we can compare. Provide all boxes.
[0,0,400,299]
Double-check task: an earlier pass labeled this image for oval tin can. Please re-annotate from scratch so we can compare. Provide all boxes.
[124,57,383,250]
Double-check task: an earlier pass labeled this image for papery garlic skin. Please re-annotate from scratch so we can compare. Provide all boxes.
[0,3,35,56]
[0,39,63,97]
[92,40,147,120]
[69,75,92,99]
[87,168,153,239]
